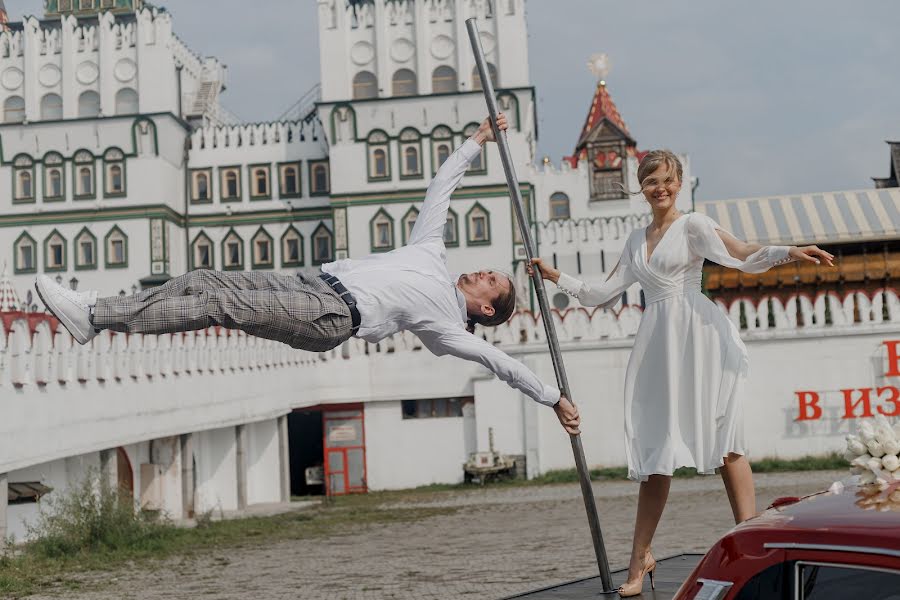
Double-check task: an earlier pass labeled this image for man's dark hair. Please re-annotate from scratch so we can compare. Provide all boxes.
[467,276,517,333]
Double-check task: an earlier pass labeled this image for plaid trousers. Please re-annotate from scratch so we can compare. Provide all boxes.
[93,270,353,352]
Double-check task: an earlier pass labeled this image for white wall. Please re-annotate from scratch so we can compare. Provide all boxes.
[245,419,281,506]
[194,426,238,514]
[364,400,470,490]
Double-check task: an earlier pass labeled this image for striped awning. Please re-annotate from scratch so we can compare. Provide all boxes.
[697,187,900,246]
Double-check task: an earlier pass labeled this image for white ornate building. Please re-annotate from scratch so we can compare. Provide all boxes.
[1,0,897,546]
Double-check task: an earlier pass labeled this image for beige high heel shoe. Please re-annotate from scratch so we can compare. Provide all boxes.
[617,552,656,597]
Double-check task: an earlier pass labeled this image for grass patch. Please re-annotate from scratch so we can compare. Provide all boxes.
[530,452,847,484]
[0,476,456,598]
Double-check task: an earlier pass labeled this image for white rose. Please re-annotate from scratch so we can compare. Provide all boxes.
[874,415,897,444]
[867,457,883,473]
[884,439,900,456]
[882,454,900,472]
[858,420,876,443]
[867,440,886,457]
[846,435,867,455]
[859,470,877,484]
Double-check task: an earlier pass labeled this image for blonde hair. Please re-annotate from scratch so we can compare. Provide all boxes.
[621,149,683,196]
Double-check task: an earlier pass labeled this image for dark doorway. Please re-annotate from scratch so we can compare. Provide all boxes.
[116,447,133,498]
[288,410,325,496]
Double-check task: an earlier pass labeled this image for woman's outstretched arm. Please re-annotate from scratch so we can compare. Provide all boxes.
[528,256,637,308]
[687,213,834,273]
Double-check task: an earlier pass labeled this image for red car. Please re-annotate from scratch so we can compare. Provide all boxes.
[675,481,900,599]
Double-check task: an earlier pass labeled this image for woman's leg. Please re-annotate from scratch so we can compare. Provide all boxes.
[625,474,670,581]
[719,453,756,523]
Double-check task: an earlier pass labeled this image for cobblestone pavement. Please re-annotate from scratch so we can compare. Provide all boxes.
[28,471,844,600]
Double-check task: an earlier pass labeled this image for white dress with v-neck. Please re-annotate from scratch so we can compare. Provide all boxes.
[556,213,792,481]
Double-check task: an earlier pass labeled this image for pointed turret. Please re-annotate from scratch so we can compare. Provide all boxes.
[568,54,643,202]
[0,264,22,313]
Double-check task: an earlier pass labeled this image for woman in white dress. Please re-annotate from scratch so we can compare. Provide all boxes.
[529,150,834,597]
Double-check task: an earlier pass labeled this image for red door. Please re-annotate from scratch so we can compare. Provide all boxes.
[322,405,367,495]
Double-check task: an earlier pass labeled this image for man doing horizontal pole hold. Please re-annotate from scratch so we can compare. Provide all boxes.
[35,113,580,435]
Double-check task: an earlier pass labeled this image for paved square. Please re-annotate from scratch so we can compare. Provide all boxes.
[28,471,844,600]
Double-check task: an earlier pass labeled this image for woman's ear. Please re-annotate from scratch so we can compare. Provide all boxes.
[481,303,495,318]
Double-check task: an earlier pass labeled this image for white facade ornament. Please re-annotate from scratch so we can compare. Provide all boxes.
[38,64,61,87]
[1,67,23,90]
[390,38,415,63]
[350,41,375,65]
[75,60,99,84]
[114,58,137,82]
[430,34,455,59]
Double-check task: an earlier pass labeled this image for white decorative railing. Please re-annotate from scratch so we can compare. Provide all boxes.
[191,120,322,150]
[4,289,896,390]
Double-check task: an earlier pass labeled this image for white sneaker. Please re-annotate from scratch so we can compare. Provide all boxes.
[35,275,99,345]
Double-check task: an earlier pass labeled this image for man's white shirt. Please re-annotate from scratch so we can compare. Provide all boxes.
[322,138,561,407]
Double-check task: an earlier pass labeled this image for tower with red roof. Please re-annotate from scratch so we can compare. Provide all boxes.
[571,54,644,203]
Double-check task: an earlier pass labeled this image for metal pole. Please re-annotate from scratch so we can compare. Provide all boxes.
[466,18,615,594]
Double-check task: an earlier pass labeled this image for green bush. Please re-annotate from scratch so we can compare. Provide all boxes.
[25,473,176,560]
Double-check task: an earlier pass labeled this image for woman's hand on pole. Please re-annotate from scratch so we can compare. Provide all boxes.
[526,257,561,284]
[554,394,581,435]
[789,245,835,267]
[473,112,508,145]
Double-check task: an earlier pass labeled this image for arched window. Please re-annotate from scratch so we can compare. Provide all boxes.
[44,152,64,200]
[4,96,25,123]
[48,169,63,198]
[463,123,486,173]
[352,71,378,99]
[191,232,214,270]
[104,148,125,196]
[309,160,330,195]
[105,226,128,268]
[222,229,244,270]
[402,207,419,245]
[549,192,570,220]
[392,69,417,97]
[192,169,211,202]
[367,131,390,180]
[14,232,37,274]
[370,209,394,252]
[431,126,453,172]
[399,129,421,178]
[251,227,274,268]
[432,65,458,94]
[281,226,304,267]
[220,167,240,200]
[74,228,97,269]
[108,165,123,192]
[40,94,63,120]
[78,91,101,117]
[13,155,35,203]
[19,171,34,200]
[471,63,498,91]
[74,151,94,197]
[404,147,419,175]
[249,165,270,198]
[466,203,491,245]
[115,88,138,115]
[311,223,333,265]
[279,163,300,197]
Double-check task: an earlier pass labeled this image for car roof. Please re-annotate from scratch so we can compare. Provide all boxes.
[732,482,900,550]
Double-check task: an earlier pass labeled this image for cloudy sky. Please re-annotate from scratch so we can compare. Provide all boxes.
[15,0,900,201]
